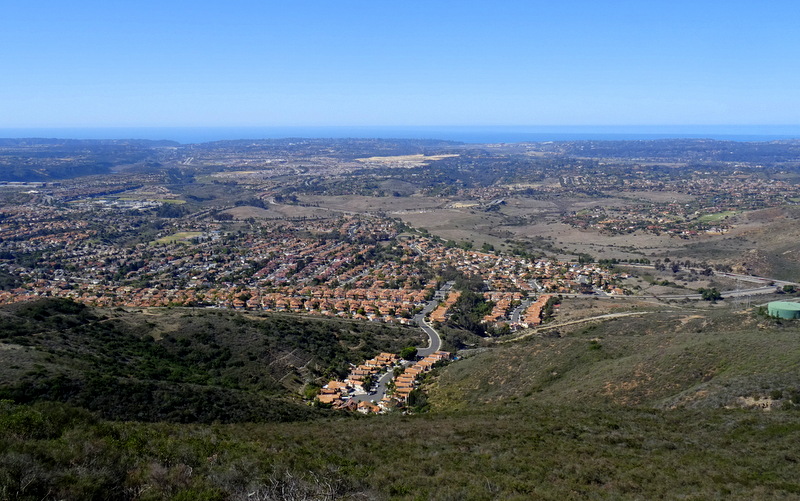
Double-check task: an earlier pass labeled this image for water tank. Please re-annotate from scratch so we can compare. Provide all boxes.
[767,301,800,319]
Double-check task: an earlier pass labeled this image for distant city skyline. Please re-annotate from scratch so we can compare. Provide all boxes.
[2,1,799,128]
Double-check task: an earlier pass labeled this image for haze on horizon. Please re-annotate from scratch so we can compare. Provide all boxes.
[2,1,799,129]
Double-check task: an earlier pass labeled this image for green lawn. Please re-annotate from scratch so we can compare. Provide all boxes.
[698,210,739,223]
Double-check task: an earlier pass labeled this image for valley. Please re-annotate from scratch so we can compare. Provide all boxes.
[1,137,800,499]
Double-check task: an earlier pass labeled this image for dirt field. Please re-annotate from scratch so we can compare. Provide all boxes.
[300,190,799,282]
[601,190,697,203]
[676,206,800,280]
[153,231,203,245]
[304,195,445,213]
[356,154,459,167]
[398,208,510,248]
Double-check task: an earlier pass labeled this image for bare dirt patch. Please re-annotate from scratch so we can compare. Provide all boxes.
[304,195,445,213]
[356,154,459,167]
[728,396,780,411]
[223,206,273,219]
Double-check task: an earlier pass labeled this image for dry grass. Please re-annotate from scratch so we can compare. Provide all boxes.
[430,307,800,412]
[356,153,459,167]
[152,231,203,245]
[304,194,444,212]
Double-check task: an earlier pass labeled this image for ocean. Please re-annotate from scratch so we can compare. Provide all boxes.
[1,125,799,144]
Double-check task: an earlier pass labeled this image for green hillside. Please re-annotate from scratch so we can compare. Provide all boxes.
[2,400,799,500]
[0,298,423,423]
[429,307,800,411]
[2,299,800,499]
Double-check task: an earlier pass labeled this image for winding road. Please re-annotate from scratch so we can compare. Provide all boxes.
[351,281,451,403]
[350,269,798,403]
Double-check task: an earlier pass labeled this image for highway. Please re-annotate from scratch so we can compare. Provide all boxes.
[559,285,780,301]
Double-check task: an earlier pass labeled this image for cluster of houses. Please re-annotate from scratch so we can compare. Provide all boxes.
[1,204,632,329]
[407,239,627,297]
[482,291,525,324]
[317,352,398,412]
[393,351,451,402]
[430,291,461,323]
[426,289,555,330]
[520,294,553,327]
[315,350,451,414]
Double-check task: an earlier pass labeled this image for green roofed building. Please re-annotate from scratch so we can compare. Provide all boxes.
[767,301,800,319]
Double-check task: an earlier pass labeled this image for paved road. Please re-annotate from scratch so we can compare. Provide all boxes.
[416,316,442,357]
[621,265,798,288]
[509,299,533,324]
[351,281,453,403]
[416,281,453,356]
[499,311,655,344]
[350,369,396,403]
[559,285,779,301]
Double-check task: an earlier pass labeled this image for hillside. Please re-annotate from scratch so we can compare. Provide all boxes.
[428,304,800,412]
[1,299,800,499]
[0,139,178,181]
[674,205,800,281]
[0,298,423,423]
[2,400,799,500]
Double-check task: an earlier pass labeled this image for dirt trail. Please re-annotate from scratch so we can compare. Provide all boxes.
[498,311,655,344]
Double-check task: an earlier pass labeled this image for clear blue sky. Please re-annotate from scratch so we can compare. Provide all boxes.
[2,1,799,127]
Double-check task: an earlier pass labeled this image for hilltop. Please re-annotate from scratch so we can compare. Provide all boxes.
[429,301,800,412]
[0,298,423,423]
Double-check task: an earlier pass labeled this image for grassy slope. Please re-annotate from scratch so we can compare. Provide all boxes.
[2,400,799,500]
[0,299,423,423]
[676,206,800,281]
[3,301,800,499]
[429,308,800,411]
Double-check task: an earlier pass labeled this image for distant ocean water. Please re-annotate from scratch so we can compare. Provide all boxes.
[1,125,799,144]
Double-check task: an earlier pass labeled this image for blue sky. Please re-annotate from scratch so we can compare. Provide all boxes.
[2,1,799,127]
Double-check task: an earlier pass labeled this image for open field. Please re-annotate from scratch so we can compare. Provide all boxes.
[397,208,511,249]
[502,220,687,259]
[601,190,697,203]
[698,210,740,222]
[356,153,459,166]
[220,205,272,219]
[304,194,445,213]
[616,265,741,295]
[152,231,202,245]
[385,193,726,260]
[262,202,333,220]
[676,206,800,280]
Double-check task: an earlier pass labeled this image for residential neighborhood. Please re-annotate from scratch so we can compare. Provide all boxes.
[0,205,629,332]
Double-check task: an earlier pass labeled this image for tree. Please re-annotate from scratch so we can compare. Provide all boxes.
[699,288,721,301]
[406,389,428,410]
[399,346,418,361]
